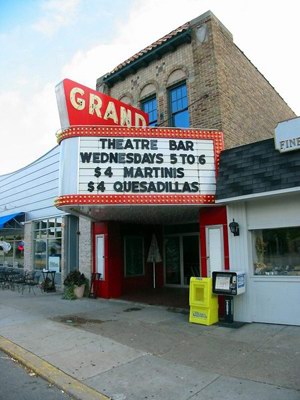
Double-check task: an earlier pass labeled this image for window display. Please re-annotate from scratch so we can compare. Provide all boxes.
[0,235,24,268]
[33,217,62,271]
[253,227,300,276]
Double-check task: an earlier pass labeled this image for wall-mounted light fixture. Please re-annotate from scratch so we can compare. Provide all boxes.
[229,219,239,236]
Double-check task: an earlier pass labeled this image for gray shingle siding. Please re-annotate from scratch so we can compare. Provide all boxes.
[216,139,300,200]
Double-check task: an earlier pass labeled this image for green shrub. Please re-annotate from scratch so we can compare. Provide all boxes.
[62,270,89,300]
[64,270,87,287]
[62,285,77,300]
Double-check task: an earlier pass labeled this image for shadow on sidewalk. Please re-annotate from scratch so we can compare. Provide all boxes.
[120,287,189,309]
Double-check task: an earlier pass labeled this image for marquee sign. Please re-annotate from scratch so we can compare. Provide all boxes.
[55,126,224,206]
[55,79,149,130]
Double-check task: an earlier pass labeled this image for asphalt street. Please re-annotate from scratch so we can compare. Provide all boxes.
[0,350,73,400]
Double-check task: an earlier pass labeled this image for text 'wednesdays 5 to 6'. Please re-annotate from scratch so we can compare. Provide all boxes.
[78,138,215,194]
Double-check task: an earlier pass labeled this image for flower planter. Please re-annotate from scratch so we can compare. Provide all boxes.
[74,284,85,299]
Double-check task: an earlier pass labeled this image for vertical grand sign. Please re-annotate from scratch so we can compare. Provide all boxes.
[55,79,149,130]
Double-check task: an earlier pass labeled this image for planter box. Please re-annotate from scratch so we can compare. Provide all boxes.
[74,284,85,299]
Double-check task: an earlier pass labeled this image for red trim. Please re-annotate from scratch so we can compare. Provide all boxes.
[92,222,123,298]
[56,126,224,206]
[92,223,108,298]
[55,194,215,206]
[57,125,224,150]
[199,206,229,278]
[214,134,224,178]
[199,206,229,318]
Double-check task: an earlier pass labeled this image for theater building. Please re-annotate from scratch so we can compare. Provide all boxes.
[0,11,297,320]
[69,11,294,304]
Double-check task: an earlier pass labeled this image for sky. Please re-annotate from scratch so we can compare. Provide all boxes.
[0,0,299,175]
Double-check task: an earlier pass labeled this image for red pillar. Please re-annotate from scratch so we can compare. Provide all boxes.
[199,206,229,277]
[199,206,229,317]
[92,222,122,298]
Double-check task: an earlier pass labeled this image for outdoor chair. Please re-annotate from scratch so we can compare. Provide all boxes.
[89,272,101,298]
[21,271,41,295]
[0,268,8,290]
[7,269,26,291]
[0,268,15,290]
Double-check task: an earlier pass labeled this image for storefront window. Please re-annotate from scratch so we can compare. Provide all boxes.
[124,236,144,277]
[252,227,300,276]
[33,217,62,272]
[0,235,24,268]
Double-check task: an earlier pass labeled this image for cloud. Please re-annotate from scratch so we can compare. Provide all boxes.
[61,44,137,88]
[1,0,203,175]
[0,84,59,174]
[61,0,203,86]
[32,0,80,36]
[1,0,299,177]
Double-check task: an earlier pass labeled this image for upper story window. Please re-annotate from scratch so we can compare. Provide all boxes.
[169,83,189,128]
[141,96,157,126]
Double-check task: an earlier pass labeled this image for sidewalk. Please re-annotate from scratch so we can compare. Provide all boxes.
[0,289,299,400]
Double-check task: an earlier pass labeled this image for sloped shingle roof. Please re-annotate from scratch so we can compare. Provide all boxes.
[102,22,191,81]
[216,139,300,200]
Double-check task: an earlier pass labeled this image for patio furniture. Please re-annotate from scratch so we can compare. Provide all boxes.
[41,270,56,292]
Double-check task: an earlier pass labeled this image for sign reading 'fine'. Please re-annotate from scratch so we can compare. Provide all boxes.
[78,136,216,195]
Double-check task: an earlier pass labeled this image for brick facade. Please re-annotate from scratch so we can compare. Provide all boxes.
[96,11,295,149]
[24,222,33,271]
[78,217,92,279]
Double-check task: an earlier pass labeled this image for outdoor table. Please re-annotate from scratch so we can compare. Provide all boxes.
[41,270,56,292]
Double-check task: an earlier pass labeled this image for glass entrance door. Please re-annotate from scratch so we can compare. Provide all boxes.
[165,236,181,285]
[183,235,200,285]
[164,234,200,286]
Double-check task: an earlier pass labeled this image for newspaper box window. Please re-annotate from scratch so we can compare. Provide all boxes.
[212,271,246,323]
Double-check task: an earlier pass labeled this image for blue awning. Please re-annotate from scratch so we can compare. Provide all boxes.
[0,212,24,229]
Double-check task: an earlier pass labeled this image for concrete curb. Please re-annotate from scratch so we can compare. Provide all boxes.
[0,336,110,400]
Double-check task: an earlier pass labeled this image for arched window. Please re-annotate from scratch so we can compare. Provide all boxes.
[140,83,158,126]
[168,82,189,128]
[141,96,157,126]
[119,95,132,105]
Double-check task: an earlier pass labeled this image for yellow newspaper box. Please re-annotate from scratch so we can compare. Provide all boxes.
[189,277,218,326]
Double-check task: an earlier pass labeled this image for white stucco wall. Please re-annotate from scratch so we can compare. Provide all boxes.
[227,192,300,325]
